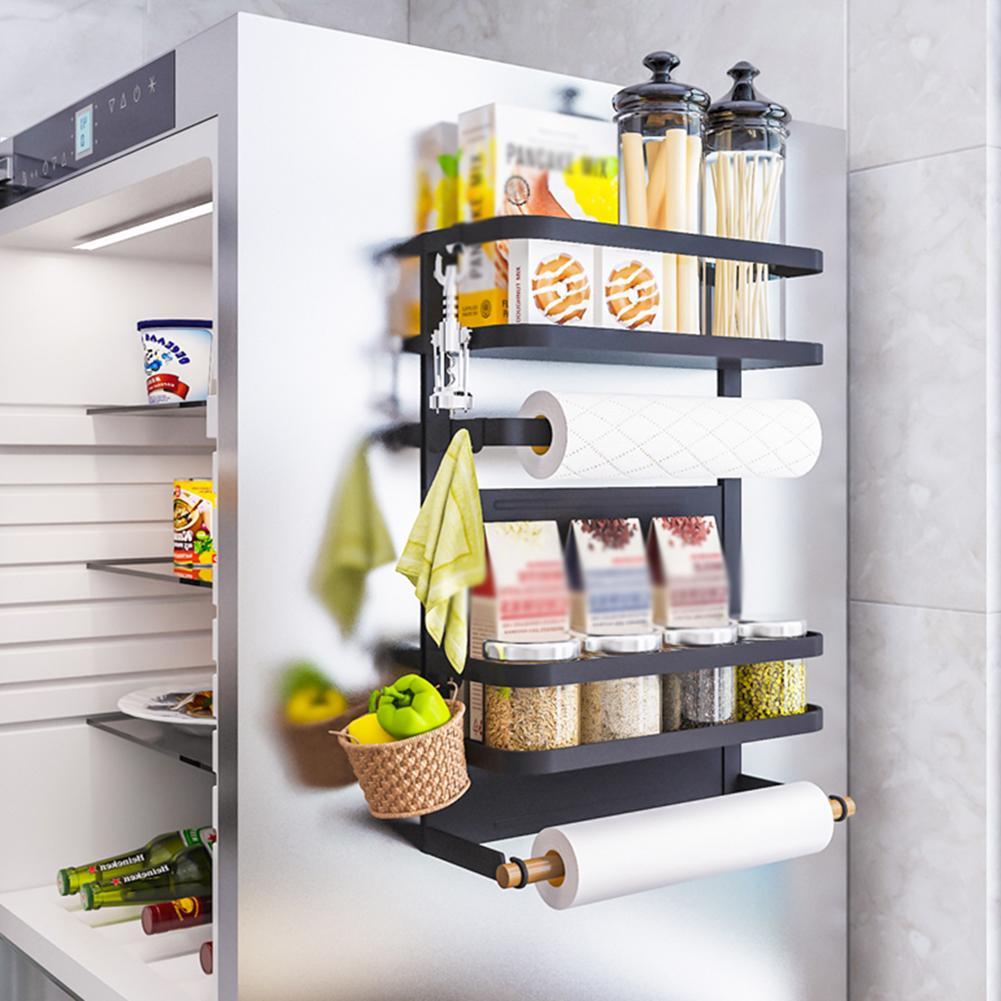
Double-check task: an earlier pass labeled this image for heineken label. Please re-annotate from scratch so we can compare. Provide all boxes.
[183,826,217,851]
[113,863,170,886]
[94,852,146,874]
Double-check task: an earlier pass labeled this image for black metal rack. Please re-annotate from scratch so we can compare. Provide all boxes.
[391,215,826,879]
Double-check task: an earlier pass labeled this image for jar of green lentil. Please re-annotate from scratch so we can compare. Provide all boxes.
[736,659,807,720]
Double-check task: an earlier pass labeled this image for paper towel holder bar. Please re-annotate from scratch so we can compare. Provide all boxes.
[495,794,857,890]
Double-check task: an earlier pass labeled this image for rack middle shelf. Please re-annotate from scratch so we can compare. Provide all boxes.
[389,631,822,686]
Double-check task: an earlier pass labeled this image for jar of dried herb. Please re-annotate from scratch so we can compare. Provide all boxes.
[737,660,806,720]
[484,684,580,751]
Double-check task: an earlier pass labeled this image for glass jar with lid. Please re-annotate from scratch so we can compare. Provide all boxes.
[664,667,737,730]
[612,51,710,335]
[704,62,790,339]
[484,684,580,751]
[737,659,807,720]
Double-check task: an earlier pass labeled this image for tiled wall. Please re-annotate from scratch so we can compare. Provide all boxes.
[0,0,846,137]
[847,2,1000,999]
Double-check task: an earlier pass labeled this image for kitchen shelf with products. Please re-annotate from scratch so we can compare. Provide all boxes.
[390,200,829,880]
[86,558,212,590]
[87,713,214,774]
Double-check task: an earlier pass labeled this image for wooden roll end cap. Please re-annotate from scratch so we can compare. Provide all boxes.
[829,794,856,821]
[496,851,566,889]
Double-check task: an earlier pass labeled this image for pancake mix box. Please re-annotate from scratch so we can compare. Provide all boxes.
[457,104,618,327]
[648,515,730,627]
[470,521,571,655]
[508,239,597,326]
[566,518,652,635]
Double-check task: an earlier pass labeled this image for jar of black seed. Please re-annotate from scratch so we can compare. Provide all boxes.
[664,666,736,729]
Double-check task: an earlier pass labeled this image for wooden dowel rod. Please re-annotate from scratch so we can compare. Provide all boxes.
[496,851,565,889]
[829,794,856,821]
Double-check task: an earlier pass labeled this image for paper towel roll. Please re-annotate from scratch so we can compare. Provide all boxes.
[518,391,822,481]
[532,782,834,909]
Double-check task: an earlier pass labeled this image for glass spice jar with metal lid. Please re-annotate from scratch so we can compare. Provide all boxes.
[484,683,580,751]
[737,659,807,720]
[704,61,790,340]
[663,666,737,731]
[612,51,710,335]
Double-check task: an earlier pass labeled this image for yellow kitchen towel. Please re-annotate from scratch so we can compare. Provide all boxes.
[313,444,396,636]
[396,429,485,673]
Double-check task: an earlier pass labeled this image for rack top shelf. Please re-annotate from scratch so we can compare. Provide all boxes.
[402,325,823,371]
[389,216,823,278]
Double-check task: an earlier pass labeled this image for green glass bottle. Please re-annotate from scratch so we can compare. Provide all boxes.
[82,835,214,911]
[57,826,212,896]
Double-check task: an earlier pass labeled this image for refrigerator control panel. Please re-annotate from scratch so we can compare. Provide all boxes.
[5,51,175,202]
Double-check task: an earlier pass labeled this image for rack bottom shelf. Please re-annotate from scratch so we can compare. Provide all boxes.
[466,706,823,775]
[0,886,211,1001]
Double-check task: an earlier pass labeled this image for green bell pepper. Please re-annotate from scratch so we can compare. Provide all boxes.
[369,674,450,739]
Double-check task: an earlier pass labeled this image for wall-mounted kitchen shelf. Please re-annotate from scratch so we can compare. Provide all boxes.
[86,401,207,417]
[88,713,214,774]
[398,209,827,879]
[0,885,212,1001]
[390,216,823,278]
[86,558,212,589]
[402,325,823,371]
[467,707,823,776]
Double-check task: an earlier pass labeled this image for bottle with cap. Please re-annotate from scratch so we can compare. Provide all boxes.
[704,61,791,339]
[612,51,711,335]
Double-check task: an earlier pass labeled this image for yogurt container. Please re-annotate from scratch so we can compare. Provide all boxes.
[138,319,213,404]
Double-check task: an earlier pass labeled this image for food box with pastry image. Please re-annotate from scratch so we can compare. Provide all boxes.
[470,521,571,657]
[173,479,216,582]
[508,239,597,326]
[457,104,618,328]
[598,247,664,331]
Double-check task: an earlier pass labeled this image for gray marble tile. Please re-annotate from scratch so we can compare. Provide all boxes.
[409,0,846,128]
[0,0,145,138]
[849,600,987,1001]
[849,0,987,170]
[143,0,408,59]
[849,147,988,611]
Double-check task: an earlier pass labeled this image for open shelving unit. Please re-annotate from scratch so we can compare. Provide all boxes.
[88,714,214,774]
[390,214,826,873]
[86,558,213,590]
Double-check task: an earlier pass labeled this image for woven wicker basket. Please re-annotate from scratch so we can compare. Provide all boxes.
[336,700,470,819]
[280,700,368,789]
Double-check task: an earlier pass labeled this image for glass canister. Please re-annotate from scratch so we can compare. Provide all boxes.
[484,684,580,751]
[581,675,662,743]
[737,660,807,720]
[612,51,710,335]
[705,62,790,340]
[664,667,736,730]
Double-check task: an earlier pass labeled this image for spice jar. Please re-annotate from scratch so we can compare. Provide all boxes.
[737,660,806,720]
[705,62,790,340]
[664,667,736,730]
[484,684,580,751]
[613,51,710,335]
[581,676,662,743]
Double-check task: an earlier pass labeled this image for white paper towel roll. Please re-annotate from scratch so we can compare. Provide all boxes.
[518,391,822,481]
[532,782,834,909]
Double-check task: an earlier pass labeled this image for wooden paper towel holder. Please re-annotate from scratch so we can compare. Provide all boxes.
[496,794,856,890]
